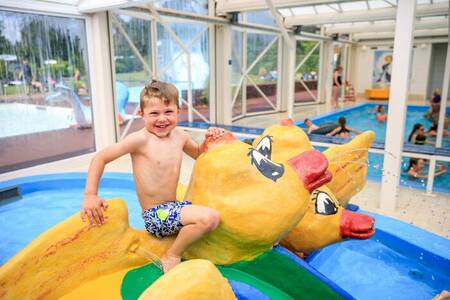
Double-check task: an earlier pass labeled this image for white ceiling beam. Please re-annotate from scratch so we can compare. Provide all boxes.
[360,37,448,46]
[78,0,154,13]
[0,0,80,15]
[264,0,295,49]
[285,3,448,27]
[216,0,356,14]
[325,18,448,34]
[353,28,448,40]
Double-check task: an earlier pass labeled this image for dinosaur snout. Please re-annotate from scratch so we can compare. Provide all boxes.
[288,150,332,192]
[340,210,375,239]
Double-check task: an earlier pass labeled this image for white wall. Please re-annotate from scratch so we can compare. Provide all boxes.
[352,44,432,100]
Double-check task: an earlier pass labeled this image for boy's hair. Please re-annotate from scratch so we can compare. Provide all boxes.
[140,80,179,111]
[304,118,311,124]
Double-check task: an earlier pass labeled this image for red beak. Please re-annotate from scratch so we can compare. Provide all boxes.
[288,150,333,192]
[340,210,375,239]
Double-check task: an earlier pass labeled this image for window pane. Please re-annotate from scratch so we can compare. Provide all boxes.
[157,21,210,122]
[246,33,278,114]
[0,10,93,173]
[153,0,208,15]
[111,14,151,137]
[295,40,320,103]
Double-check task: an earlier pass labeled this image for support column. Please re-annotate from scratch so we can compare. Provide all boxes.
[215,24,232,124]
[208,0,216,123]
[321,41,334,105]
[380,0,416,211]
[317,40,325,102]
[86,12,117,149]
[280,33,296,117]
[436,5,450,148]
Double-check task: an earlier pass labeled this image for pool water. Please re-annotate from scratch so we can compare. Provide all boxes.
[0,103,74,138]
[308,212,450,300]
[310,104,450,193]
[311,103,450,148]
[0,174,144,265]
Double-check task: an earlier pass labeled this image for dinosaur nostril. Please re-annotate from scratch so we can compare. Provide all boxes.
[288,150,332,192]
[280,118,294,126]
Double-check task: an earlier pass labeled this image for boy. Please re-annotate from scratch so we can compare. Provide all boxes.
[81,80,222,273]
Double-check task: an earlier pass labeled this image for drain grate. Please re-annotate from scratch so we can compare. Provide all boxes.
[0,186,22,203]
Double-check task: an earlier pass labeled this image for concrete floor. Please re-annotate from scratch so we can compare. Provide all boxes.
[1,97,448,239]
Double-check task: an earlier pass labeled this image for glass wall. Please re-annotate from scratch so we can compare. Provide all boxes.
[111,13,151,137]
[246,32,279,114]
[0,10,93,173]
[110,10,211,138]
[157,19,210,123]
[231,27,280,120]
[153,0,208,15]
[294,40,320,104]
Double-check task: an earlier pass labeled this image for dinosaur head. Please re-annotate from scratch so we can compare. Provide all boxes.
[261,119,376,254]
[184,130,331,264]
[281,186,375,254]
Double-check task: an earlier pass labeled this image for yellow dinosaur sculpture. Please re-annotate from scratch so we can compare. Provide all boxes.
[0,120,375,299]
[253,119,375,255]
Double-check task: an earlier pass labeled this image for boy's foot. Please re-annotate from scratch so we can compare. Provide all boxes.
[160,254,181,273]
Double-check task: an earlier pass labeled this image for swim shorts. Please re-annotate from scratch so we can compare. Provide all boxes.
[142,200,192,239]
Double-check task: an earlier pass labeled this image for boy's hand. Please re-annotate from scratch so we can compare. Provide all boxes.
[205,127,225,141]
[81,194,108,226]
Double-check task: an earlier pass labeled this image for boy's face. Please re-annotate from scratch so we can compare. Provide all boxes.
[141,99,179,137]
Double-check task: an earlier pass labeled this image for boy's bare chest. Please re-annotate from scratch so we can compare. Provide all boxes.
[140,137,184,165]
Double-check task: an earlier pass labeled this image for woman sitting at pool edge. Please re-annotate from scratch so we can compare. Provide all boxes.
[326,117,361,138]
[406,158,446,179]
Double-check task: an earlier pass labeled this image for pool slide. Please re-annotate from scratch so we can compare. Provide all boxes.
[45,81,130,128]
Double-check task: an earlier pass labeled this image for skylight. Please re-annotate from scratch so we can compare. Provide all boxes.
[291,6,316,16]
[340,1,369,12]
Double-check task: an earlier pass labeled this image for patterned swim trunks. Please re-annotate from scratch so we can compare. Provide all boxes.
[142,200,192,239]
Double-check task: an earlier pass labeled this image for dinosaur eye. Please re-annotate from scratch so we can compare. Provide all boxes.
[248,148,284,182]
[254,135,273,159]
[314,191,337,215]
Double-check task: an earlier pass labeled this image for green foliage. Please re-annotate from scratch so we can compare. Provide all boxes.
[295,41,320,76]
[0,13,87,82]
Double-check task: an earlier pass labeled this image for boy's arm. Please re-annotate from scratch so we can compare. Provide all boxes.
[82,133,143,225]
[183,127,225,159]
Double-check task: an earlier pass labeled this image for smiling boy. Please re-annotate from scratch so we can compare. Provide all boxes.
[81,80,222,273]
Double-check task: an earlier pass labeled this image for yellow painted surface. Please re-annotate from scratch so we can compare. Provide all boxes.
[324,131,375,206]
[60,267,134,300]
[365,88,389,100]
[281,186,343,253]
[138,259,236,300]
[253,123,313,162]
[185,139,310,264]
[257,123,373,253]
[0,199,174,300]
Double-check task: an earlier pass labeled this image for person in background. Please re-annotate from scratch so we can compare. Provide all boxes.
[408,123,434,145]
[304,118,319,134]
[406,158,446,179]
[326,116,361,138]
[374,105,387,122]
[20,59,33,95]
[332,66,343,109]
[425,89,441,120]
[427,121,449,138]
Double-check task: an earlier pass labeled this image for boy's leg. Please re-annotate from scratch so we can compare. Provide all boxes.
[160,205,220,273]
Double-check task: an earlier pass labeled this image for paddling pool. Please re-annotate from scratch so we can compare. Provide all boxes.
[0,173,448,300]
